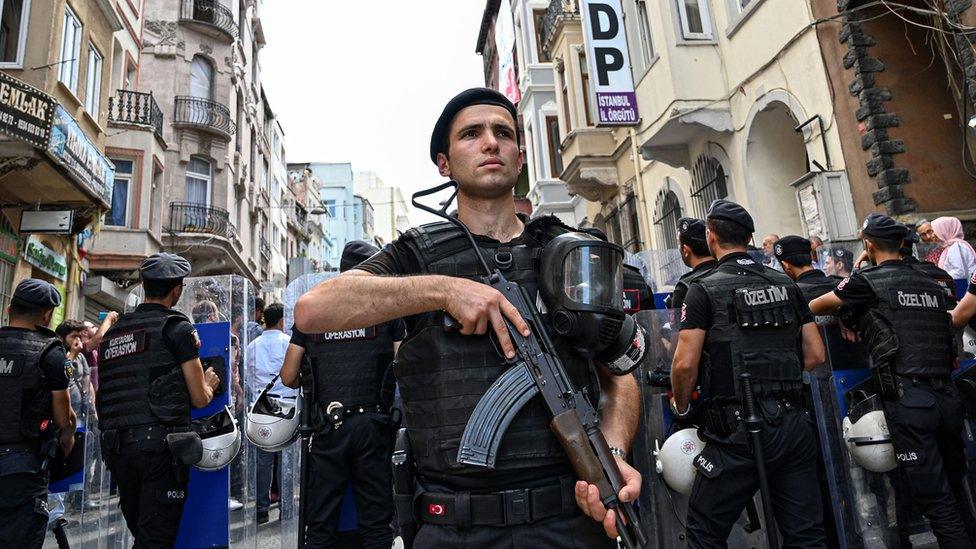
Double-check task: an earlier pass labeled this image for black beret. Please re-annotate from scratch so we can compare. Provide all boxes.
[429,87,519,164]
[12,278,61,308]
[706,199,755,233]
[829,247,854,263]
[677,217,706,241]
[904,230,920,245]
[140,252,191,281]
[340,240,380,273]
[773,235,811,262]
[861,213,910,241]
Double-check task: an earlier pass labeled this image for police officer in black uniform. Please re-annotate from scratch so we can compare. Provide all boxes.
[280,240,404,548]
[811,214,976,548]
[670,200,828,547]
[0,279,76,548]
[97,253,221,546]
[293,88,641,547]
[901,231,958,307]
[666,217,716,311]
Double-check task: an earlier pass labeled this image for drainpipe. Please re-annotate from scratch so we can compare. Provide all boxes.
[629,127,651,251]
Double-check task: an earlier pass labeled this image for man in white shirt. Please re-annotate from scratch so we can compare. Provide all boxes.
[245,303,291,523]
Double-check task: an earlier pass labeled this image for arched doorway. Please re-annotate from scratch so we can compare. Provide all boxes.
[744,101,808,238]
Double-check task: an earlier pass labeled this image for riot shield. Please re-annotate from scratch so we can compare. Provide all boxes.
[629,250,689,309]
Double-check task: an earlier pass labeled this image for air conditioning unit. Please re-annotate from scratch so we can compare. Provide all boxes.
[791,170,859,242]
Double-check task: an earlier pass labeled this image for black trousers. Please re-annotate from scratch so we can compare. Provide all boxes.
[109,440,189,548]
[414,512,614,548]
[0,451,48,549]
[304,413,394,549]
[883,383,976,548]
[687,407,827,548]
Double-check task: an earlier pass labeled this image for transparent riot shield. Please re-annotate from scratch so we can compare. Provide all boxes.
[633,309,793,548]
[282,272,339,545]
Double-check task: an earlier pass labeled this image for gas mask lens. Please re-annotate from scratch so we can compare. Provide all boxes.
[562,246,624,309]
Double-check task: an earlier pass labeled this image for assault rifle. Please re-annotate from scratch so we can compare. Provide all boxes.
[412,182,646,548]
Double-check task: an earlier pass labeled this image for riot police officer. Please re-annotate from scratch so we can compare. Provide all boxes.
[280,240,403,548]
[0,279,76,548]
[666,217,716,311]
[670,200,828,547]
[810,214,976,548]
[97,253,220,546]
[294,88,641,547]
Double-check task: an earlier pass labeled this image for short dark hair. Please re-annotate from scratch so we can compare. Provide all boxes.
[254,297,265,312]
[707,218,752,248]
[263,303,284,327]
[55,319,86,338]
[679,232,710,258]
[143,278,183,299]
[9,300,48,319]
[865,235,901,254]
[782,254,812,268]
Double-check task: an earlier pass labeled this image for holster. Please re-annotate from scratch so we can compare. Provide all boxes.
[861,311,902,401]
[391,428,416,547]
[165,431,203,466]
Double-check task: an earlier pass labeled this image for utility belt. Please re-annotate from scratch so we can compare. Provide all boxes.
[319,401,384,431]
[874,359,953,400]
[701,394,805,437]
[417,478,578,528]
[115,424,183,447]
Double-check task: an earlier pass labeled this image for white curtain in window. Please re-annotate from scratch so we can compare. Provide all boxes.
[190,57,213,99]
[186,157,211,205]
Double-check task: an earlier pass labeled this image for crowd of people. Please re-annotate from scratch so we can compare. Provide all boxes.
[3,86,976,549]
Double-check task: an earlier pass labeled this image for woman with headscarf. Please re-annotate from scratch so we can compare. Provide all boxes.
[932,216,976,281]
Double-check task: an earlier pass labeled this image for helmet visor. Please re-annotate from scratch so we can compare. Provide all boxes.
[563,246,623,309]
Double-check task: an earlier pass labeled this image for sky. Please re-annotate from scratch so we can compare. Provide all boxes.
[262,1,488,225]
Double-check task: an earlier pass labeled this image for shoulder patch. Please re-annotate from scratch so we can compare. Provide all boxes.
[64,359,74,380]
[191,329,202,349]
[837,277,850,291]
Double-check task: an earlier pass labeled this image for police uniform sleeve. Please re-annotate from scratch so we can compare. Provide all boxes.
[679,283,712,330]
[792,286,815,324]
[163,318,201,364]
[356,238,422,276]
[389,318,407,342]
[290,327,308,349]
[833,272,876,309]
[41,345,70,391]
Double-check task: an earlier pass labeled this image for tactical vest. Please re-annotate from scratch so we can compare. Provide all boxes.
[697,258,804,399]
[859,264,954,377]
[0,327,61,445]
[795,270,870,370]
[670,260,717,311]
[97,307,192,431]
[394,217,594,480]
[305,322,396,408]
[905,259,957,308]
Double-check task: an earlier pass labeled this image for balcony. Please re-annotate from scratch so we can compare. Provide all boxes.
[542,0,579,52]
[179,0,238,41]
[168,202,235,240]
[559,128,618,202]
[174,96,236,139]
[107,89,164,142]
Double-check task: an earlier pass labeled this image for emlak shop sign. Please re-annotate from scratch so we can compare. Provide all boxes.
[580,0,639,125]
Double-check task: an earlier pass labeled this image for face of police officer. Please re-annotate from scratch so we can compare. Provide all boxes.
[436,104,524,200]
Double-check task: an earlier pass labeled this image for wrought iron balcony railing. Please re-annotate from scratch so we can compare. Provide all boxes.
[542,0,579,51]
[168,202,234,239]
[174,96,236,139]
[107,89,164,141]
[179,0,238,40]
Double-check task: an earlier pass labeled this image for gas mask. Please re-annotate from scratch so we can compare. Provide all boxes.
[539,233,646,374]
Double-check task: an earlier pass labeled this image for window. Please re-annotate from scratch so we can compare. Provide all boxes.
[59,6,82,92]
[0,0,30,66]
[545,115,563,178]
[123,58,136,90]
[324,199,336,217]
[186,156,211,205]
[677,0,713,40]
[622,194,641,252]
[84,43,103,115]
[605,209,623,246]
[729,0,753,15]
[106,159,133,227]
[579,53,594,127]
[190,56,213,99]
[654,189,682,250]
[272,225,279,249]
[533,9,550,63]
[635,1,654,65]
[690,154,728,218]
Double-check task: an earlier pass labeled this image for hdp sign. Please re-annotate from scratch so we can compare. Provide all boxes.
[580,0,639,125]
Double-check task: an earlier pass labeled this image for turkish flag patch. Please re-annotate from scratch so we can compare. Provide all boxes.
[427,503,446,516]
